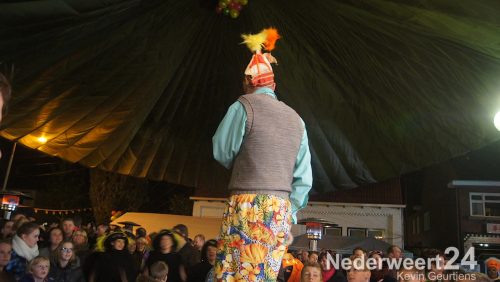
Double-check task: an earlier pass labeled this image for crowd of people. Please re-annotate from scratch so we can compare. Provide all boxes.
[284,246,494,282]
[0,214,212,282]
[0,213,496,282]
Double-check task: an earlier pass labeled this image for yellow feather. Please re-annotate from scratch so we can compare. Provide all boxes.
[241,29,268,52]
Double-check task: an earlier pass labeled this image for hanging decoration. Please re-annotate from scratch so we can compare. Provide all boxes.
[215,0,247,19]
[33,207,93,216]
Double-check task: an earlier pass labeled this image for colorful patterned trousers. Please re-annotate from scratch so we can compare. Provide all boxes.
[214,194,292,281]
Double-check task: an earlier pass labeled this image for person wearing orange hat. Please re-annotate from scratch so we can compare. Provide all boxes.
[486,257,500,281]
[280,252,304,282]
[212,28,313,281]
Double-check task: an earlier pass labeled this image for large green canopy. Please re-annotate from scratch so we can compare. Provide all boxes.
[2,0,500,197]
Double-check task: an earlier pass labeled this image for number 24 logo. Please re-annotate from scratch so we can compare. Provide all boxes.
[444,247,476,270]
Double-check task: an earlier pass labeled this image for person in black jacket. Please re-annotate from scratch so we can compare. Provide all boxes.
[89,231,138,282]
[48,241,84,282]
[188,239,217,282]
[0,240,15,282]
[172,224,200,271]
[144,230,185,282]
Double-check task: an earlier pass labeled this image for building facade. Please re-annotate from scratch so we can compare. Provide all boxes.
[191,179,405,247]
[405,172,500,263]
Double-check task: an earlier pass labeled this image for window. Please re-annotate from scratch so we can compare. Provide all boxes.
[325,227,342,236]
[367,229,385,239]
[471,202,484,216]
[485,202,500,216]
[348,228,366,238]
[470,193,500,217]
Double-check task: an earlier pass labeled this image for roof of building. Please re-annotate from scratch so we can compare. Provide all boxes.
[308,178,403,205]
[193,178,403,205]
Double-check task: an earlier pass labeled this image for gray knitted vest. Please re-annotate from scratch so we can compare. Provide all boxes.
[229,93,304,197]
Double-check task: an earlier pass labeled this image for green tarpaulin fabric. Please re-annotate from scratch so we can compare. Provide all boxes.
[1,0,500,196]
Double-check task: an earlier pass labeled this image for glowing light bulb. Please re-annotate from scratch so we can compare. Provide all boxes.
[494,111,500,131]
[37,137,47,144]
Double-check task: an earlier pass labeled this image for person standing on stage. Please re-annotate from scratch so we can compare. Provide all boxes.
[212,27,313,281]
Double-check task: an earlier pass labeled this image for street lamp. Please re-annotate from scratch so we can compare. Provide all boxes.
[298,218,337,252]
[0,190,32,220]
[1,142,33,219]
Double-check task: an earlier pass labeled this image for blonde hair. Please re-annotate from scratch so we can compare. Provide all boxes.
[29,256,50,272]
[194,234,205,241]
[149,261,168,280]
[301,262,323,280]
[136,237,150,251]
[72,230,88,242]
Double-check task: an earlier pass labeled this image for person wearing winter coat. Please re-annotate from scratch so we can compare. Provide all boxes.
[39,227,64,260]
[6,222,41,280]
[187,239,217,282]
[0,239,16,282]
[144,230,185,282]
[48,241,84,282]
[18,256,53,282]
[89,231,138,282]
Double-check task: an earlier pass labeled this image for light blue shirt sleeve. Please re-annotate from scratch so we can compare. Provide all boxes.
[290,120,313,224]
[213,91,312,225]
[212,101,246,169]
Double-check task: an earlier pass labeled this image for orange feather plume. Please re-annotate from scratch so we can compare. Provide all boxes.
[263,28,280,51]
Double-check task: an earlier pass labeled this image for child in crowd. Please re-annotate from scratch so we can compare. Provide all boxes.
[137,261,169,282]
[19,256,52,282]
[302,262,323,282]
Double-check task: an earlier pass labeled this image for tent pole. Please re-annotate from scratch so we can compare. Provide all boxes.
[2,142,17,191]
[309,239,318,252]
